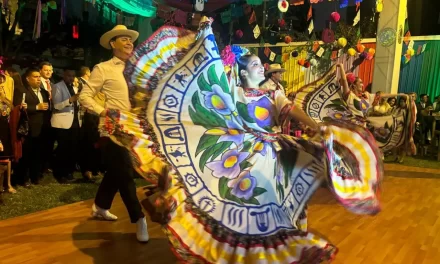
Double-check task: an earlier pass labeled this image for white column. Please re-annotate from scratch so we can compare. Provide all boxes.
[372,0,408,94]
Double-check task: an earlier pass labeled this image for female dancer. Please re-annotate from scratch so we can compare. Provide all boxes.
[103,18,382,263]
[336,63,409,126]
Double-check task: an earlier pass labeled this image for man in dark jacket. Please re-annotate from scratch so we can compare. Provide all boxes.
[16,68,51,186]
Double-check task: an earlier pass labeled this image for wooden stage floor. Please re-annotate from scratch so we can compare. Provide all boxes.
[1,164,440,264]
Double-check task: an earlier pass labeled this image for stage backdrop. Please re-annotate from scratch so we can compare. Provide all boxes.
[398,40,440,101]
[281,43,376,95]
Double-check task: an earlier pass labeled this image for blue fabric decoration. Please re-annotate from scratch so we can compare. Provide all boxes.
[339,0,348,8]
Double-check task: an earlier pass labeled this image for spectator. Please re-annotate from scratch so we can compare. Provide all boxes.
[51,69,81,183]
[15,68,51,187]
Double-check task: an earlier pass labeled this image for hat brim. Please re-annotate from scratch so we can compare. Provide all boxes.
[100,29,139,50]
[265,68,286,76]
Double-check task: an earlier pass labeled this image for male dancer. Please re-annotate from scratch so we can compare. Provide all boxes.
[261,63,286,94]
[79,25,148,242]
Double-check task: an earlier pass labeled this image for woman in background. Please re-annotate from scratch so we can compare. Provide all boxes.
[0,71,16,193]
[5,67,26,106]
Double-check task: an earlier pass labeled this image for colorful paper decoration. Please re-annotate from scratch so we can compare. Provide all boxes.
[248,10,256,24]
[408,40,415,50]
[312,42,320,52]
[33,0,42,40]
[376,0,383,12]
[337,37,347,48]
[278,19,286,27]
[357,43,365,52]
[264,47,270,57]
[316,47,325,57]
[278,0,289,12]
[340,0,348,8]
[221,10,231,24]
[102,0,156,17]
[300,50,308,58]
[353,9,360,26]
[235,30,244,39]
[322,28,335,43]
[404,31,411,45]
[195,0,204,12]
[307,6,313,21]
[60,0,66,24]
[253,24,260,38]
[290,0,304,5]
[247,0,263,4]
[270,52,276,61]
[359,51,368,59]
[330,12,340,23]
[231,4,244,18]
[308,20,314,34]
[348,48,357,56]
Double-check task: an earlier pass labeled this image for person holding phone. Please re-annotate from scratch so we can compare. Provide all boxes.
[51,69,82,183]
[15,68,51,187]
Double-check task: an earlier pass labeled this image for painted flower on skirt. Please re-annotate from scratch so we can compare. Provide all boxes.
[204,84,235,116]
[327,109,351,121]
[374,127,391,140]
[353,98,370,115]
[205,127,245,147]
[206,149,249,179]
[247,96,274,128]
[252,140,276,157]
[228,170,257,200]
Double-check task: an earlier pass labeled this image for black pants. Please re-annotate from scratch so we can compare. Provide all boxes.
[18,136,43,184]
[41,126,56,172]
[95,139,144,223]
[53,126,80,180]
[80,112,102,174]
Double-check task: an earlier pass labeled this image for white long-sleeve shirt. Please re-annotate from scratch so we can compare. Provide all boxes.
[79,57,131,115]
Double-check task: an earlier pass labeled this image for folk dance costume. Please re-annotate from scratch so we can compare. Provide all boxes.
[101,18,383,263]
[293,67,416,156]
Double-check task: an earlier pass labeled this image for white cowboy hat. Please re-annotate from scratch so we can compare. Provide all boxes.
[265,64,286,76]
[99,25,139,50]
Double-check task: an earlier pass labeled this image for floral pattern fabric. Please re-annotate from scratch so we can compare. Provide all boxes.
[294,65,416,154]
[101,20,383,263]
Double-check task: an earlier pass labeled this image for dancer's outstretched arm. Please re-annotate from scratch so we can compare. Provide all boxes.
[336,63,350,95]
[379,92,409,99]
[288,106,318,130]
